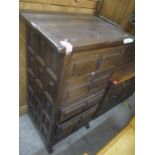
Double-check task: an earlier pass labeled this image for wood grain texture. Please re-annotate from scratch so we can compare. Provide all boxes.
[19,17,27,111]
[20,0,97,9]
[98,0,135,32]
[20,2,95,14]
[21,13,132,52]
[19,0,97,14]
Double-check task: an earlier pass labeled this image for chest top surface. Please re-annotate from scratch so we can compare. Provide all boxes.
[21,12,133,53]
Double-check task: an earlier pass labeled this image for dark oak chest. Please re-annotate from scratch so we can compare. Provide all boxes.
[21,12,134,152]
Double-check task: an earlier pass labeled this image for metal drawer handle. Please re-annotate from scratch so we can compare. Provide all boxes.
[96,57,104,70]
[89,79,95,88]
[89,76,95,89]
[88,72,96,91]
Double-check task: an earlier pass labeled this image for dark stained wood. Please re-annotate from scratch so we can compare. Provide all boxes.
[21,12,133,52]
[56,104,99,141]
[59,90,104,123]
[22,12,134,153]
[95,77,135,117]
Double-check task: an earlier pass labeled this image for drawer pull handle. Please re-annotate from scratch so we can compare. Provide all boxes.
[89,80,95,89]
[96,57,104,70]
[89,73,95,90]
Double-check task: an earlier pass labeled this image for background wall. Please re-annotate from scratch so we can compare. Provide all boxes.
[19,0,135,115]
[98,0,135,34]
[19,17,27,115]
[20,0,98,14]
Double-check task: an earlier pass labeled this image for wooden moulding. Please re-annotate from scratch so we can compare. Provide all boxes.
[19,17,27,115]
[19,1,96,15]
[96,0,135,31]
[20,0,97,9]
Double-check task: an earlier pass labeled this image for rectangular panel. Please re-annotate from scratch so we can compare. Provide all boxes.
[59,91,103,123]
[62,72,109,106]
[20,0,97,9]
[70,46,124,77]
[57,104,98,138]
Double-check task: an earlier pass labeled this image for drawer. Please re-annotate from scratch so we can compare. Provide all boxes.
[69,46,124,77]
[59,91,103,123]
[56,104,98,139]
[62,72,109,105]
[65,67,113,91]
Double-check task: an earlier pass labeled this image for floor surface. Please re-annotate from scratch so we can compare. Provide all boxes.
[97,117,135,155]
[19,94,135,155]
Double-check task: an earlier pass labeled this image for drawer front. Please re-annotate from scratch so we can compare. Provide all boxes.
[60,46,125,106]
[69,46,124,78]
[62,71,109,106]
[59,91,103,123]
[65,67,113,91]
[57,104,98,138]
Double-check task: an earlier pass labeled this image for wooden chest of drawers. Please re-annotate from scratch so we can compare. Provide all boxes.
[21,12,134,152]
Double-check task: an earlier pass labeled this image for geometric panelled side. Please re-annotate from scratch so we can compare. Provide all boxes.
[26,25,58,147]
